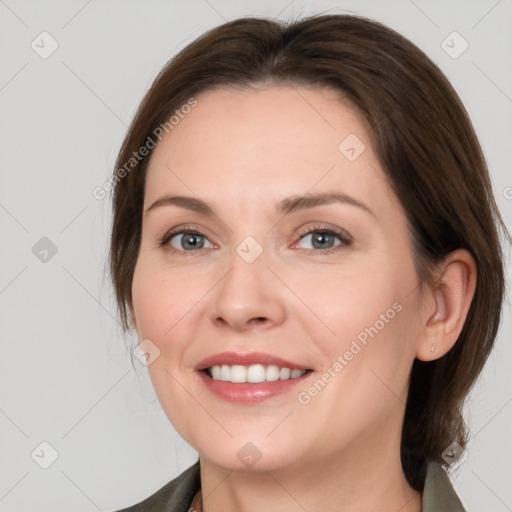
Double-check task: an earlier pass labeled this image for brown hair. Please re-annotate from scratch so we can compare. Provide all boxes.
[108,13,510,489]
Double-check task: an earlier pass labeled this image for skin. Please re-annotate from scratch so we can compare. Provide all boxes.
[129,85,476,512]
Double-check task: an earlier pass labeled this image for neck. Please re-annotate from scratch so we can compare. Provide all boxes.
[197,433,422,512]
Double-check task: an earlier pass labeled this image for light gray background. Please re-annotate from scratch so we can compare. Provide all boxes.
[0,1,511,511]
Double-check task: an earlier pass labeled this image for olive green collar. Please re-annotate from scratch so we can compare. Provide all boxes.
[423,462,466,511]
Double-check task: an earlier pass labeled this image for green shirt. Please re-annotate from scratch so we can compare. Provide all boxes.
[114,460,466,511]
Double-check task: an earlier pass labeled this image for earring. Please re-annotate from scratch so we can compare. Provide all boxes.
[431,345,435,353]
[432,312,441,323]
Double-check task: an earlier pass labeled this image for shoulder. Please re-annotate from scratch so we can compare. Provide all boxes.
[112,461,201,512]
[422,462,466,512]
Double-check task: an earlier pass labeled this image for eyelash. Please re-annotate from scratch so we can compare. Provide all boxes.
[159,223,352,256]
[295,224,352,253]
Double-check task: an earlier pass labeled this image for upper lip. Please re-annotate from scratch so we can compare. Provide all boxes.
[194,351,311,371]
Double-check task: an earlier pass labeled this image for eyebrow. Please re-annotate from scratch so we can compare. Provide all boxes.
[144,192,376,219]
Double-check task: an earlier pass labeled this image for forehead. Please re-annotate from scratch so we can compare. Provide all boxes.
[144,85,393,215]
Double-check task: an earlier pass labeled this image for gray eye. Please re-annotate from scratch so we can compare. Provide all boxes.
[298,232,342,250]
[170,232,212,251]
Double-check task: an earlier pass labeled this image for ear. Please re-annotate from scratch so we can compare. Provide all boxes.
[416,249,477,361]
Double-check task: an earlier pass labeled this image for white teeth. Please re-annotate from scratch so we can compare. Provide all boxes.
[230,365,247,383]
[280,367,291,380]
[220,364,231,381]
[207,364,307,383]
[247,364,266,383]
[265,365,280,382]
[211,366,221,380]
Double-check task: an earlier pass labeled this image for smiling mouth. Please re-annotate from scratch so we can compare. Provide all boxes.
[203,364,313,384]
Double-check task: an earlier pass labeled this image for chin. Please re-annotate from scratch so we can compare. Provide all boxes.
[191,434,304,473]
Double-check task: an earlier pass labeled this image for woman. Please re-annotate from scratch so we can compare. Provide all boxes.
[109,13,509,512]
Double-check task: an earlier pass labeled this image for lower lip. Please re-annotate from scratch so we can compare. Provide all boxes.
[196,370,313,403]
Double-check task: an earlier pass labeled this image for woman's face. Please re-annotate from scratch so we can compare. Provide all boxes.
[131,85,429,472]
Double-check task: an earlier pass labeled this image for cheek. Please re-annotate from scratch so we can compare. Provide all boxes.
[299,264,419,392]
[131,258,203,439]
[292,264,402,345]
[130,252,224,425]
[132,253,195,335]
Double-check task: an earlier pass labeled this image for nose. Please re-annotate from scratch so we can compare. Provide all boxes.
[210,244,287,332]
